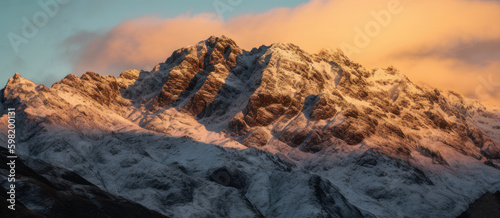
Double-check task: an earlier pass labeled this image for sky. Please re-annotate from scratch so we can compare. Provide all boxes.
[1,0,500,106]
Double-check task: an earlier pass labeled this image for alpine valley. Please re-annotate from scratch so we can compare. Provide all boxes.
[1,36,500,217]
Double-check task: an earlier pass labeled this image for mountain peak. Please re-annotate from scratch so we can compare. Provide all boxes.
[2,36,500,218]
[269,42,303,51]
[5,72,35,88]
[205,35,238,48]
[2,72,39,102]
[8,72,29,83]
[13,72,22,79]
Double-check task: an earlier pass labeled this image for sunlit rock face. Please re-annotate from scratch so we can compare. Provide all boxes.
[1,36,500,218]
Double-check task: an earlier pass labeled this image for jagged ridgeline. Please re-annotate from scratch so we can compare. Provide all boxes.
[1,36,500,217]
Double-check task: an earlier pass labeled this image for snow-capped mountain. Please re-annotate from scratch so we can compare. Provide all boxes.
[1,36,499,217]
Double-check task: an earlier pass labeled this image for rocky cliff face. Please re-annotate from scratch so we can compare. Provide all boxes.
[1,36,500,217]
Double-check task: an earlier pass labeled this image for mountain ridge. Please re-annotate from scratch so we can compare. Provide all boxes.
[5,35,497,161]
[1,35,500,217]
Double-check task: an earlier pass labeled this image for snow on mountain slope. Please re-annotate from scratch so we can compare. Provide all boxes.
[0,123,369,217]
[0,147,167,217]
[1,35,499,217]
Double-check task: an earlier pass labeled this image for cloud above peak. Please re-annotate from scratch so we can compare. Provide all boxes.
[71,0,500,105]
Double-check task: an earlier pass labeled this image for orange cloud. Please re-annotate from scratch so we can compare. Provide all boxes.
[73,0,500,106]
